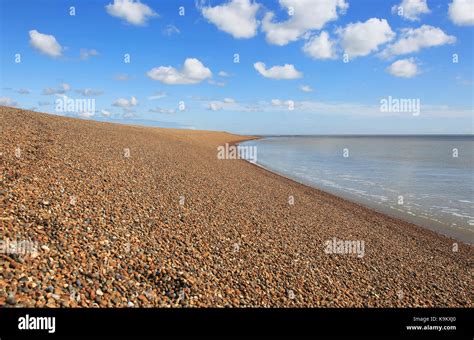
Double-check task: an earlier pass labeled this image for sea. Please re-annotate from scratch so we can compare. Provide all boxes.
[239,136,474,244]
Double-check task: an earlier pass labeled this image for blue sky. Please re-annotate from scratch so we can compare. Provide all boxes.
[0,0,473,134]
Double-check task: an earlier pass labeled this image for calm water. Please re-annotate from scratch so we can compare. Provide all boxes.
[240,136,474,244]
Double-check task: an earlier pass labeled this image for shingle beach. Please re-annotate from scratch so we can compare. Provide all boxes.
[1,107,472,307]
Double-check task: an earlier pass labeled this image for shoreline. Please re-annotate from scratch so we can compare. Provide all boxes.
[1,107,472,308]
[237,139,473,245]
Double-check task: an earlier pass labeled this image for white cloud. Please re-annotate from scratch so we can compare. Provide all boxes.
[298,100,471,117]
[149,107,175,114]
[337,18,395,58]
[76,88,103,96]
[42,83,71,95]
[112,96,138,107]
[192,96,472,118]
[380,25,456,58]
[262,0,348,46]
[208,79,226,87]
[206,98,237,111]
[201,0,260,39]
[17,88,31,94]
[105,0,157,25]
[101,109,112,117]
[115,73,132,81]
[391,0,430,21]
[163,24,180,36]
[448,0,474,26]
[387,58,420,78]
[189,91,472,118]
[299,85,313,92]
[218,71,231,77]
[43,88,56,95]
[147,58,212,84]
[254,61,302,79]
[208,101,224,111]
[80,49,99,60]
[455,75,472,86]
[147,91,167,100]
[29,30,63,58]
[270,99,294,107]
[302,31,337,59]
[0,97,17,107]
[78,111,95,118]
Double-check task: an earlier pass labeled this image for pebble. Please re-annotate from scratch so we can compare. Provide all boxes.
[7,294,17,305]
[1,107,471,309]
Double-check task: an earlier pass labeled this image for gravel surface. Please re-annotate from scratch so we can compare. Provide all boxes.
[1,107,472,307]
